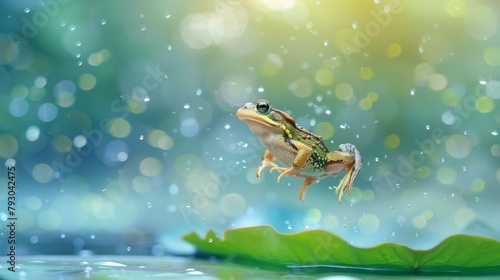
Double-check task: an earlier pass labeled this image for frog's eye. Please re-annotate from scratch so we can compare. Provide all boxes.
[256,100,271,114]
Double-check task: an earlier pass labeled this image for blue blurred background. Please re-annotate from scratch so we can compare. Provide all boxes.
[0,0,499,256]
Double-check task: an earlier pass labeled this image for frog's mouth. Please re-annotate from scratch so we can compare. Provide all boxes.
[236,109,279,128]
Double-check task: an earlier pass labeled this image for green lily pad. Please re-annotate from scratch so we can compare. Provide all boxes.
[183,225,500,275]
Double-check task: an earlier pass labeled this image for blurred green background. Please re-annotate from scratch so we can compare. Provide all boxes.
[0,0,499,256]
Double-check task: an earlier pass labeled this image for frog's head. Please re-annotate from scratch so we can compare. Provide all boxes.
[236,99,296,136]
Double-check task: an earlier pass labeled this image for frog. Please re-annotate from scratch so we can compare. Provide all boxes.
[236,99,362,204]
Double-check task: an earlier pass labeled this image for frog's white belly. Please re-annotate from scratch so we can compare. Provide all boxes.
[260,134,296,166]
[259,134,324,177]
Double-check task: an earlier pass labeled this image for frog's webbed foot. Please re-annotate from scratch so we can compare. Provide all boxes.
[335,143,362,204]
[269,166,291,182]
[256,149,304,182]
[256,149,280,179]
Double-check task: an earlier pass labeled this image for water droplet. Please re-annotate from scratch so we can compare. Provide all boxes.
[100,19,107,25]
[208,238,213,243]
[140,24,147,31]
[139,135,144,140]
[425,124,430,130]
[77,61,83,66]
[24,8,31,13]
[224,124,230,129]
[183,104,190,109]
[69,25,76,31]
[75,41,82,47]
[167,44,172,51]
[60,21,66,27]
[287,224,292,230]
[127,246,131,251]
[61,234,66,238]
[475,197,480,202]
[258,86,264,93]
[90,234,95,239]
[196,88,202,96]
[410,88,416,96]
[492,130,498,136]
[165,13,172,19]
[340,123,350,129]
[391,232,396,237]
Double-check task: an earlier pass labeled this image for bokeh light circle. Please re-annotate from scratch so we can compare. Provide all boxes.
[139,157,162,177]
[180,118,200,137]
[0,134,19,158]
[357,214,380,234]
[445,134,471,158]
[104,140,129,164]
[335,83,354,100]
[107,118,131,138]
[32,163,54,183]
[37,210,61,231]
[9,98,29,117]
[312,122,334,140]
[419,33,451,64]
[38,103,58,122]
[147,130,174,150]
[288,77,313,98]
[219,193,246,217]
[464,5,497,40]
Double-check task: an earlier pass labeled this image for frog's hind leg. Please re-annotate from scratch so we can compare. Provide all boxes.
[335,163,355,203]
[298,177,318,202]
[334,143,362,204]
[256,149,280,179]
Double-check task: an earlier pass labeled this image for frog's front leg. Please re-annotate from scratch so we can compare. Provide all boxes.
[270,140,313,182]
[256,149,280,179]
[328,143,362,204]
